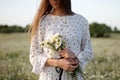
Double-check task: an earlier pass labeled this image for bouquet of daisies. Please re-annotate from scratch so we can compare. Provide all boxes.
[40,33,66,58]
[40,33,85,80]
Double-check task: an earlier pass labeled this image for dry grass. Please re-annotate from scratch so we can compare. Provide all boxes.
[0,33,120,80]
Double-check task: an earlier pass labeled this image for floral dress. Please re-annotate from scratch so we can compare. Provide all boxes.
[29,13,94,80]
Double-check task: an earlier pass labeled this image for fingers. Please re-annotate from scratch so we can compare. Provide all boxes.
[71,58,79,64]
[68,58,76,62]
[59,50,75,59]
[59,50,69,58]
[58,49,66,55]
[59,59,78,72]
[60,52,66,56]
[67,64,78,72]
[73,64,79,68]
[70,60,78,65]
[59,48,68,54]
[75,58,79,63]
[66,59,79,71]
[61,53,67,58]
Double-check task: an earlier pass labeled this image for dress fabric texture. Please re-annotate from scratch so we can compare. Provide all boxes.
[29,13,94,80]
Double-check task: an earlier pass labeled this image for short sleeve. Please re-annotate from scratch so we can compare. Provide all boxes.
[77,19,94,70]
[29,23,48,74]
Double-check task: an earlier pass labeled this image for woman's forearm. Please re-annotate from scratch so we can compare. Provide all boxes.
[45,58,59,67]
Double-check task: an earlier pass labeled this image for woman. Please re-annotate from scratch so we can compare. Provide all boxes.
[28,0,93,80]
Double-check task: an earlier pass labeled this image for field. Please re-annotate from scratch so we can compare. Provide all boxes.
[0,33,120,80]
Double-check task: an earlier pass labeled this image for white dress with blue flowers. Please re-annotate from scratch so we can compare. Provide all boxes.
[29,13,93,80]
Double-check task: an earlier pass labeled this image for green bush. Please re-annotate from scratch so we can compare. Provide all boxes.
[89,22,112,37]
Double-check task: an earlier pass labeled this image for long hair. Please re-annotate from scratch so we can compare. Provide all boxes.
[27,0,72,42]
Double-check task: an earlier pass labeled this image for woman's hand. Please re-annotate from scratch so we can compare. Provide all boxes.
[57,48,80,72]
[58,48,76,59]
[57,58,78,72]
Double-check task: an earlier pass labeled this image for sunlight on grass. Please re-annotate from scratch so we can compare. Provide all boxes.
[0,33,120,80]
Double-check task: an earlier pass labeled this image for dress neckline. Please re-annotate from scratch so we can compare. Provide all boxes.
[48,13,77,17]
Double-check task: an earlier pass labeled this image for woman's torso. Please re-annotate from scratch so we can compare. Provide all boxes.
[39,13,87,80]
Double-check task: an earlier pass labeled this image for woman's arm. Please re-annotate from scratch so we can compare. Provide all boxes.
[77,19,94,70]
[46,58,78,72]
[29,26,48,74]
[45,58,58,67]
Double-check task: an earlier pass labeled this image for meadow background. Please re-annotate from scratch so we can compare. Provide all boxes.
[0,32,120,80]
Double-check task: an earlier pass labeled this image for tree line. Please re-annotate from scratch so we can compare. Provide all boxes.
[0,25,26,33]
[0,22,120,37]
[89,22,120,37]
